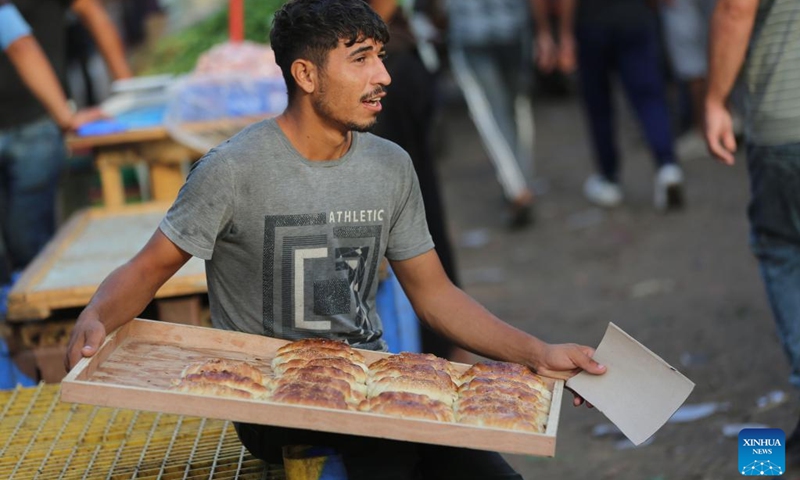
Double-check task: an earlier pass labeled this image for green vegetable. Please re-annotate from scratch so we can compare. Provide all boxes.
[138,0,284,75]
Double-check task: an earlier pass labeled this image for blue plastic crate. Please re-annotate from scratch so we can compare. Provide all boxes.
[375,267,421,354]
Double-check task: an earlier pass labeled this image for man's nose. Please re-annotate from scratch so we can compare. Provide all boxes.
[374,61,391,86]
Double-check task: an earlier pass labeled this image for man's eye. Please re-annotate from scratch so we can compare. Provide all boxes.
[355,56,366,63]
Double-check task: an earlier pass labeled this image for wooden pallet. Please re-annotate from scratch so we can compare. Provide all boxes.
[6,203,206,322]
[66,128,201,208]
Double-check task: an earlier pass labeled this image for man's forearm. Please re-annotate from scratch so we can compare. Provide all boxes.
[73,0,132,80]
[558,0,576,39]
[418,284,547,368]
[5,36,74,129]
[83,229,191,332]
[84,260,169,333]
[707,0,758,104]
[530,0,552,36]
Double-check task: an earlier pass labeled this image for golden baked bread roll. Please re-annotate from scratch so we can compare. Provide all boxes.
[179,371,270,398]
[180,358,265,385]
[461,360,534,379]
[172,380,257,400]
[276,338,353,355]
[273,357,368,383]
[173,358,270,400]
[457,408,544,433]
[455,396,548,427]
[459,361,550,399]
[271,382,350,410]
[369,363,457,393]
[280,365,367,396]
[457,383,549,414]
[274,374,364,405]
[369,352,458,379]
[271,347,367,370]
[367,375,457,406]
[359,391,455,422]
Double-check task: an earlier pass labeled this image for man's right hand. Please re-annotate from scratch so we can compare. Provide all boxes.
[704,99,737,165]
[65,310,107,371]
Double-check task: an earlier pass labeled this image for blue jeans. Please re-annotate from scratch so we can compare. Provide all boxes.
[747,143,800,389]
[0,117,65,274]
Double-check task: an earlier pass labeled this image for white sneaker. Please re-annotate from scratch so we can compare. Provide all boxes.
[583,174,623,208]
[654,164,684,211]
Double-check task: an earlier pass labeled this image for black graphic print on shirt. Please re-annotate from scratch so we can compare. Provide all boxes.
[262,213,383,345]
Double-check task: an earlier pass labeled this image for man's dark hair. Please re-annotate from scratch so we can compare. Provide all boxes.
[270,0,389,99]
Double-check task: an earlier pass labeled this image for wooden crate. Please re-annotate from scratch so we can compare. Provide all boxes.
[62,319,564,457]
[67,128,201,208]
[6,203,206,321]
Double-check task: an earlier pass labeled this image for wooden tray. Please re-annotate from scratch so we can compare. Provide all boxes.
[61,319,563,457]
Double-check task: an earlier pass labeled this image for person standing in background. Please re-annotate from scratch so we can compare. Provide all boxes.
[535,0,684,212]
[0,2,104,132]
[368,0,462,360]
[660,0,718,161]
[0,0,131,283]
[705,0,800,458]
[446,0,536,229]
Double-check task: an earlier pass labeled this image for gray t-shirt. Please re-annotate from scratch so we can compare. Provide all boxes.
[744,0,800,146]
[159,119,434,350]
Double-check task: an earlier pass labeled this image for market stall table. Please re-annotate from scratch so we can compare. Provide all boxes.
[66,126,201,208]
[6,202,206,323]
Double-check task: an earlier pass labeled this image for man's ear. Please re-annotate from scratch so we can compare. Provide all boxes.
[291,59,317,94]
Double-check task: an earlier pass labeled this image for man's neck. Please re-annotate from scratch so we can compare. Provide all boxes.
[275,108,352,161]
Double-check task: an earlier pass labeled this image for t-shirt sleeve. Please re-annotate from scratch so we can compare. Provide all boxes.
[0,3,32,51]
[385,154,435,261]
[159,150,235,260]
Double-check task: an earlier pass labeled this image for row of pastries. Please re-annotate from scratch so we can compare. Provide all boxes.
[171,338,552,433]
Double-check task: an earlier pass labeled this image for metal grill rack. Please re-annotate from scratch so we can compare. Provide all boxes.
[0,383,285,479]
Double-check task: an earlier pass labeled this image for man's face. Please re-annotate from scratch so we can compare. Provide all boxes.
[312,38,391,132]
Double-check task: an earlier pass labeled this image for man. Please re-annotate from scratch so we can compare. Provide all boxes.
[367,0,463,360]
[705,0,800,453]
[0,0,131,283]
[0,2,103,132]
[65,1,605,478]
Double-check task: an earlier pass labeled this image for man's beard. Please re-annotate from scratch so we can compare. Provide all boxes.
[313,95,377,132]
[313,79,380,132]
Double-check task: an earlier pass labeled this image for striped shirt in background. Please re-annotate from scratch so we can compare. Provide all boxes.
[745,0,800,146]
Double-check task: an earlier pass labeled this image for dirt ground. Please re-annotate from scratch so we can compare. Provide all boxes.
[433,84,798,480]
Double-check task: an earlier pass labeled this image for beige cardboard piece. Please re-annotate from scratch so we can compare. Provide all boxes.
[566,322,695,446]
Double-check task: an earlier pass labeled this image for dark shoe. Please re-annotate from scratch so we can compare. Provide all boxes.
[508,202,534,230]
